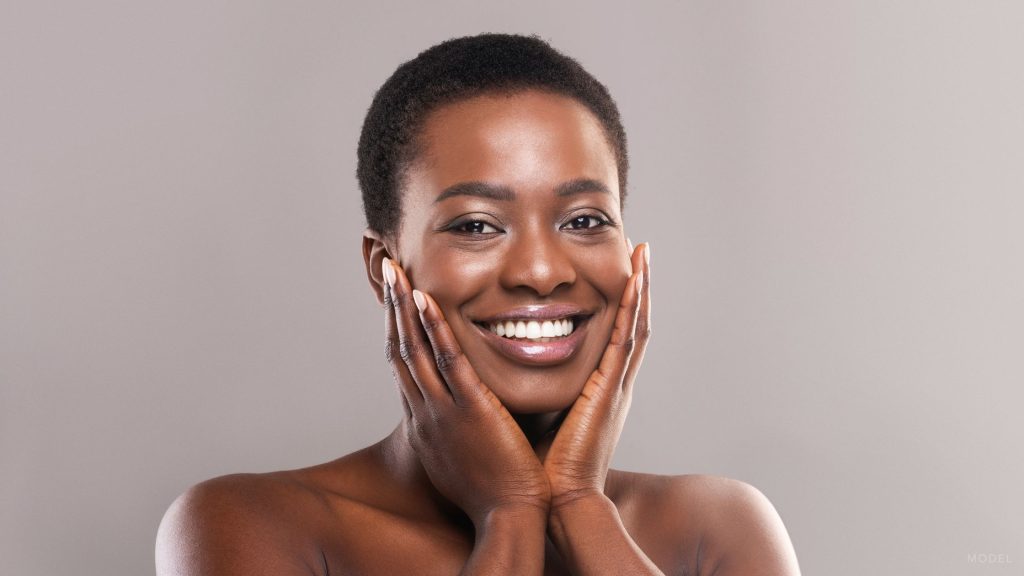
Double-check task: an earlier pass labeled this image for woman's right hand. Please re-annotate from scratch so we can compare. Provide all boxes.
[382,258,551,525]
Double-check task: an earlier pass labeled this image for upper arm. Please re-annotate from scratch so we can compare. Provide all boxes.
[699,477,801,576]
[155,476,323,576]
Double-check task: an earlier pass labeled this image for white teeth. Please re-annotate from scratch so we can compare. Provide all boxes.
[526,321,541,338]
[541,320,555,337]
[485,317,578,341]
[515,321,527,338]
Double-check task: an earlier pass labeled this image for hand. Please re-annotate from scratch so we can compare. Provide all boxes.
[382,258,551,525]
[542,242,651,509]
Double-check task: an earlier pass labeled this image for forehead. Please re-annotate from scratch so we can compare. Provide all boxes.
[405,90,619,204]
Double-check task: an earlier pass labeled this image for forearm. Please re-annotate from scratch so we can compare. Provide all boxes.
[460,505,548,576]
[548,494,665,576]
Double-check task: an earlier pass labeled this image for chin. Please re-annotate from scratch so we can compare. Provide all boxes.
[491,382,582,415]
[470,355,600,415]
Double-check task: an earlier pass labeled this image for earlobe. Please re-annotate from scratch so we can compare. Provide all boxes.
[362,230,395,306]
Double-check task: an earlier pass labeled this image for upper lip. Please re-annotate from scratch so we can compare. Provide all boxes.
[473,304,589,323]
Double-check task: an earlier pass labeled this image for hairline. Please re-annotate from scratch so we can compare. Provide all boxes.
[385,86,626,241]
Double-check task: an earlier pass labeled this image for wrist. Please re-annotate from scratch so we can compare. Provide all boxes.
[550,488,609,516]
[475,500,550,531]
[546,492,663,576]
[462,502,548,576]
[548,491,616,540]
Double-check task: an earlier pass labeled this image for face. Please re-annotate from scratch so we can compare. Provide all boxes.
[383,90,630,414]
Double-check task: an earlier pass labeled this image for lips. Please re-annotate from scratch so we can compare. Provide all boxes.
[471,305,592,366]
[474,303,585,323]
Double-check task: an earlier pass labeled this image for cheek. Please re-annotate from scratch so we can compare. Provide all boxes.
[573,247,632,345]
[583,243,633,300]
[406,254,493,319]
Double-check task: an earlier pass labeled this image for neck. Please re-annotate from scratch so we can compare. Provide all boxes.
[513,410,566,459]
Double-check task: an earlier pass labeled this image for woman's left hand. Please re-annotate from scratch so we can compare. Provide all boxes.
[542,242,651,509]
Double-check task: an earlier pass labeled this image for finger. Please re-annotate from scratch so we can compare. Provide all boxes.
[384,278,424,413]
[623,243,651,393]
[392,353,414,420]
[413,289,489,407]
[398,386,413,419]
[591,265,643,392]
[385,258,453,404]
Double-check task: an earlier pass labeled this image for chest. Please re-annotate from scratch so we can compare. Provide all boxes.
[312,483,696,576]
[320,517,575,576]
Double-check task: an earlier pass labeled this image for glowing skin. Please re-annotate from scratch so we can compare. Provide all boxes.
[391,90,631,415]
[155,89,801,576]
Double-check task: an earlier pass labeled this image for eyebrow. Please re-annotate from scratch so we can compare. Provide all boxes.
[433,178,611,203]
[555,178,612,197]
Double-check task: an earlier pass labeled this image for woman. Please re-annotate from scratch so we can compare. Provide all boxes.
[156,34,800,575]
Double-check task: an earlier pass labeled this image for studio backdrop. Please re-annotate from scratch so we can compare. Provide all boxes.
[2,1,1022,575]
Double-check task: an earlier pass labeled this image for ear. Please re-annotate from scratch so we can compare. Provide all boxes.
[362,229,395,306]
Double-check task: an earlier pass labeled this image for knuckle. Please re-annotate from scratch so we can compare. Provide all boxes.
[383,337,399,363]
[433,349,461,373]
[392,290,413,312]
[590,370,613,391]
[620,334,636,354]
[428,408,447,426]
[636,324,652,343]
[419,316,443,335]
[398,338,422,363]
[411,420,431,443]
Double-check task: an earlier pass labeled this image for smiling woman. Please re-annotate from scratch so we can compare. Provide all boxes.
[392,90,628,416]
[155,33,800,576]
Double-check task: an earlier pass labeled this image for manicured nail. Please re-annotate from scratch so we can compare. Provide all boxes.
[382,258,396,287]
[636,271,644,296]
[627,237,634,252]
[643,243,651,265]
[412,290,427,313]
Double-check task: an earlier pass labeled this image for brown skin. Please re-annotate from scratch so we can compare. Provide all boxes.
[156,91,801,575]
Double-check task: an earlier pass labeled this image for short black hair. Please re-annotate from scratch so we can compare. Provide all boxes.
[357,33,629,238]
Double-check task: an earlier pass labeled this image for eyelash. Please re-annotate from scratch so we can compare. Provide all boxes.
[562,214,612,231]
[447,214,615,236]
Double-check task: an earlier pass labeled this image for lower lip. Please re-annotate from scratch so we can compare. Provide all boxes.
[472,318,589,366]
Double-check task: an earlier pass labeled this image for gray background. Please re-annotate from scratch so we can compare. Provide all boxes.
[2,1,1022,574]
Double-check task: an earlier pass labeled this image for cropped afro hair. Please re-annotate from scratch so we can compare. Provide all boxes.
[357,33,629,238]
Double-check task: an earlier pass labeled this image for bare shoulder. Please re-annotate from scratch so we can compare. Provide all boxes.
[608,471,801,576]
[156,471,330,576]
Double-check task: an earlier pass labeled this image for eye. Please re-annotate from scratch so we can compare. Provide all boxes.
[562,214,610,231]
[450,220,501,235]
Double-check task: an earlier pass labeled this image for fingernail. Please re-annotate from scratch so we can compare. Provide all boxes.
[643,243,651,265]
[627,237,634,252]
[412,289,427,313]
[382,258,396,287]
[636,271,644,296]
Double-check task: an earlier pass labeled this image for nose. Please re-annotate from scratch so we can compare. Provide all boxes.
[498,229,577,296]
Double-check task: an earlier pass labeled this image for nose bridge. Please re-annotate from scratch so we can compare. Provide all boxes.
[500,222,575,295]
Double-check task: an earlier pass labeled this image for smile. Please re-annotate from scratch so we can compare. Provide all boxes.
[471,305,592,366]
[485,318,575,341]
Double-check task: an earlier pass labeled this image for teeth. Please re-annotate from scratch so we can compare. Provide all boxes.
[541,321,555,337]
[486,317,577,341]
[526,321,541,339]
